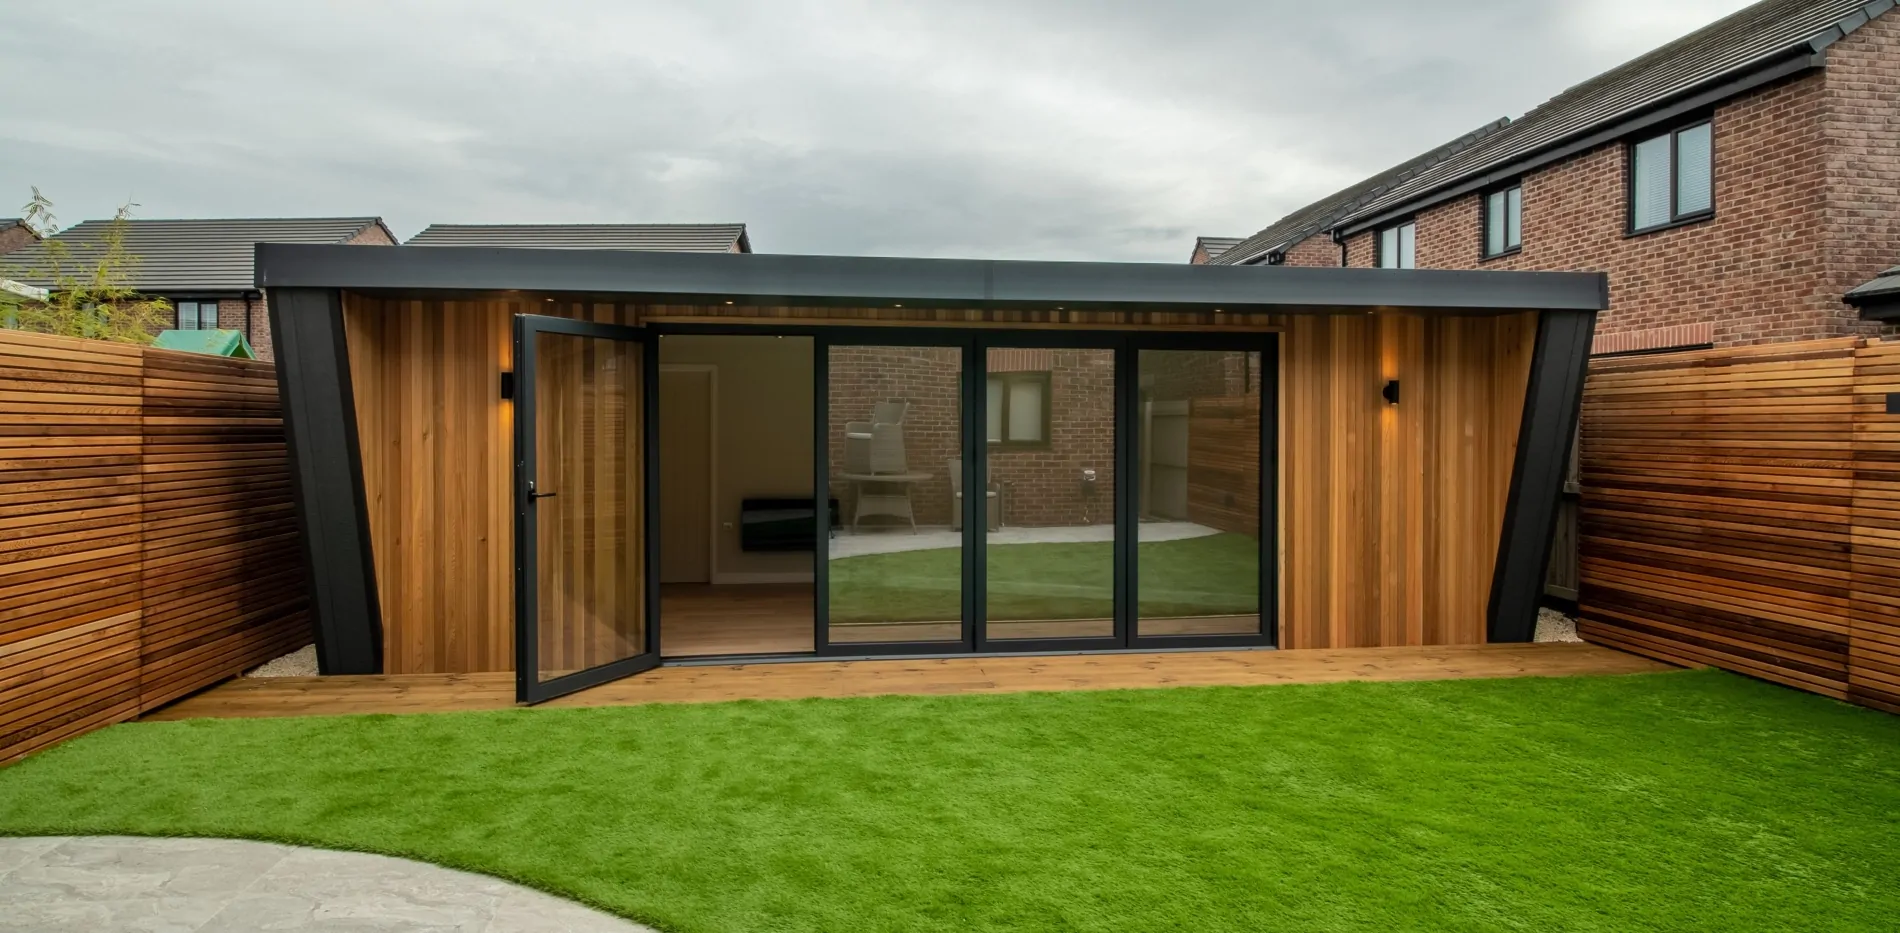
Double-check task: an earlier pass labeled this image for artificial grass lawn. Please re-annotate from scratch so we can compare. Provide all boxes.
[3,671,1899,932]
[829,531,1258,623]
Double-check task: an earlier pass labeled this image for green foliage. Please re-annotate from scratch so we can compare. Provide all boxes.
[2,670,1897,932]
[1,188,172,344]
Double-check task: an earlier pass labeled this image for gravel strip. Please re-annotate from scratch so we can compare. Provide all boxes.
[245,644,318,677]
[1534,607,1583,643]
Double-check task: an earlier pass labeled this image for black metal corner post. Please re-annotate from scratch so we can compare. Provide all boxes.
[1259,333,1281,647]
[1486,308,1597,642]
[511,315,538,700]
[268,287,383,674]
[812,333,832,653]
[643,332,663,659]
[966,335,987,650]
[1113,340,1137,646]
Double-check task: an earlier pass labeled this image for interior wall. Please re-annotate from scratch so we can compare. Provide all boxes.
[1279,310,1537,649]
[657,335,815,581]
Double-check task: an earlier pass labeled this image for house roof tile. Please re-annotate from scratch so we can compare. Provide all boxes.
[406,223,751,253]
[0,217,389,292]
[1334,0,1893,234]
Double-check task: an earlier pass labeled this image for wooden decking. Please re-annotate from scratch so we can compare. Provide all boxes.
[144,643,1674,721]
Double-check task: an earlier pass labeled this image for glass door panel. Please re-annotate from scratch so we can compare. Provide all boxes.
[983,346,1117,642]
[825,343,965,647]
[1135,349,1263,639]
[515,315,655,702]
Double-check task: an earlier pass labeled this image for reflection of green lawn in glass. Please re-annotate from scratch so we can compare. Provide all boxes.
[828,532,1258,624]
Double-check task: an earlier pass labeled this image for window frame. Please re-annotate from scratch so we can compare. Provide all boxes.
[1375,220,1417,269]
[1481,183,1523,260]
[174,298,219,330]
[1627,118,1715,235]
[985,370,1053,450]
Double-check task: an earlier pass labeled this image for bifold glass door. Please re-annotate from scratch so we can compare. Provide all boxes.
[813,331,1275,655]
[821,339,969,650]
[514,315,657,703]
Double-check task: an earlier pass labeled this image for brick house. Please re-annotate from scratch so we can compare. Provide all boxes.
[1212,0,1900,355]
[0,219,39,256]
[1201,119,1507,269]
[2,217,395,360]
[1187,236,1242,264]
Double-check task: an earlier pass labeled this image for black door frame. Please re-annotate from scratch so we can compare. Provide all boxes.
[636,322,1279,665]
[513,313,662,704]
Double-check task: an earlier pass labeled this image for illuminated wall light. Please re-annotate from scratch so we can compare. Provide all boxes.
[1381,379,1400,405]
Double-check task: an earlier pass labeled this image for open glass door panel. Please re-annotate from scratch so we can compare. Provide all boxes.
[514,314,655,703]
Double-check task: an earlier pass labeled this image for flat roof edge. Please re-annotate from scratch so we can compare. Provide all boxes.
[254,243,1608,313]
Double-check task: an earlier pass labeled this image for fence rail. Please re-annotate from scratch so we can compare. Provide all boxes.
[1576,337,1898,713]
[0,329,309,762]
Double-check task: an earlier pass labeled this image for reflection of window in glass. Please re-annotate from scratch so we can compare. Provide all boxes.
[986,371,1050,447]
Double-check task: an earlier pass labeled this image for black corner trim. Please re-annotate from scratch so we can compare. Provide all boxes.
[1486,308,1596,643]
[269,287,383,674]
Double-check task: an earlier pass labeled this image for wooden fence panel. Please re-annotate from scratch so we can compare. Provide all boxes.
[138,349,309,712]
[0,331,310,762]
[1850,342,1900,714]
[1574,337,1900,710]
[0,331,146,762]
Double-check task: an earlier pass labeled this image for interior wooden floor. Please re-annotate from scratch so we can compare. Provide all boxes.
[660,583,1262,656]
[145,643,1674,721]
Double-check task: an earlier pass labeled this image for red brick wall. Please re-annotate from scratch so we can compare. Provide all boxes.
[827,347,1120,529]
[0,224,37,256]
[1822,11,1900,328]
[344,223,396,246]
[215,296,273,361]
[828,346,963,527]
[988,349,1116,528]
[1281,234,1342,268]
[1337,45,1900,349]
[246,223,392,361]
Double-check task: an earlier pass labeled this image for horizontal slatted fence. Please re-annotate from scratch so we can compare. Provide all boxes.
[1577,337,1900,713]
[0,330,309,762]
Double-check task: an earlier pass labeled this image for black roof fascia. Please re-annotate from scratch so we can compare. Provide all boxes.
[255,243,1608,314]
[1335,48,1821,240]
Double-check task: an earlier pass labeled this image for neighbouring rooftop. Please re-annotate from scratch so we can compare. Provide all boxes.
[406,223,751,253]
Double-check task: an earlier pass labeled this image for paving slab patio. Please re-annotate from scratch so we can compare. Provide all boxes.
[0,836,652,933]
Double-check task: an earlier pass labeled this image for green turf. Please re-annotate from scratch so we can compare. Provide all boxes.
[829,531,1259,623]
[2,670,1898,932]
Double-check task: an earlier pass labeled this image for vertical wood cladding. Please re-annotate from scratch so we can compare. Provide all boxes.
[341,296,1537,671]
[0,329,307,763]
[1281,312,1537,649]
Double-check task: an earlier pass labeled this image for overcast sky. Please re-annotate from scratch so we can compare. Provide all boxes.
[2,0,1755,261]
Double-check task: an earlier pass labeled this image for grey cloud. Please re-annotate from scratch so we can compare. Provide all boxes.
[0,0,1754,261]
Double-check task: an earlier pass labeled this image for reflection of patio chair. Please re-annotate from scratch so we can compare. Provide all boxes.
[845,400,909,474]
[843,401,919,532]
[948,459,1000,532]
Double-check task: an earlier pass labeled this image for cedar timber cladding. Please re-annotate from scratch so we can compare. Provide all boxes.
[0,333,145,762]
[138,347,307,710]
[1852,341,1900,712]
[342,293,1544,671]
[1281,312,1537,649]
[1577,340,1859,699]
[0,329,308,763]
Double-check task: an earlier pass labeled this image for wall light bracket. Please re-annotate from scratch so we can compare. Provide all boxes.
[500,371,515,400]
[1382,379,1400,405]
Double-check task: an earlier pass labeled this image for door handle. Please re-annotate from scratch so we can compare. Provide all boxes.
[527,481,557,501]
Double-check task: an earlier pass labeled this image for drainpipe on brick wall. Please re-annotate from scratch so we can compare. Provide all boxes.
[244,293,256,346]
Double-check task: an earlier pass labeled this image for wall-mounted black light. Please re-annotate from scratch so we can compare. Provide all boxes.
[1381,379,1400,405]
[500,371,515,400]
